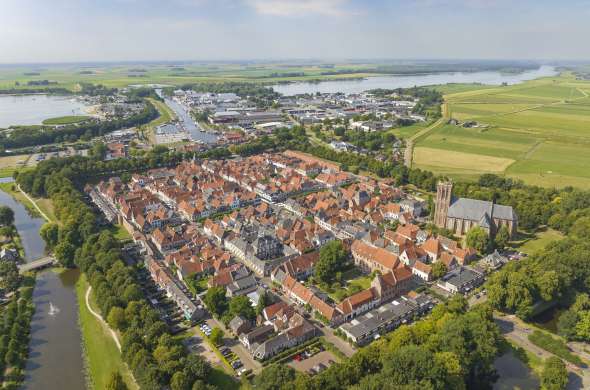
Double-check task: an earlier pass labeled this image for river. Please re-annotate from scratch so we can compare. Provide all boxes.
[23,269,86,390]
[0,94,91,128]
[155,90,219,144]
[0,184,46,261]
[0,186,87,389]
[272,65,558,95]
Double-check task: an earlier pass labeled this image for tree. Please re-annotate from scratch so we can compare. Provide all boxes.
[171,371,192,390]
[91,142,108,159]
[209,327,224,346]
[229,295,255,320]
[466,227,490,254]
[107,306,127,330]
[0,206,14,226]
[541,357,568,390]
[256,291,272,315]
[494,225,510,249]
[106,371,128,390]
[315,240,348,284]
[253,364,297,390]
[203,286,228,317]
[40,222,59,248]
[432,262,447,279]
[54,239,76,267]
[0,261,21,292]
[574,311,590,340]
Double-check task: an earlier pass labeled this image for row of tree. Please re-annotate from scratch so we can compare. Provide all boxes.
[0,275,34,388]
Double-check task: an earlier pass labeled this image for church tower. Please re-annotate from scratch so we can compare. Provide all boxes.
[434,181,453,228]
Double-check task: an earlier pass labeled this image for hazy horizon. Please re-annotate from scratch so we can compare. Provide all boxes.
[2,0,590,64]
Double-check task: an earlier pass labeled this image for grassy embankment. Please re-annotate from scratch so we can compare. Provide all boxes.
[143,98,175,144]
[414,73,590,188]
[76,273,138,390]
[0,182,55,222]
[42,115,91,125]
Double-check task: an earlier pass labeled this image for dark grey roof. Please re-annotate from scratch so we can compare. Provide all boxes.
[441,267,483,288]
[340,299,416,339]
[447,198,516,222]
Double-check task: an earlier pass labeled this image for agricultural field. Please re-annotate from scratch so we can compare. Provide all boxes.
[0,63,381,91]
[414,73,590,189]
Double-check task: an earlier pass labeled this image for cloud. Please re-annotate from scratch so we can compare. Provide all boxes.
[246,0,354,17]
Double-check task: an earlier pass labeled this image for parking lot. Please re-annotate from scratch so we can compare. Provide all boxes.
[184,329,224,367]
[136,268,192,334]
[288,350,339,375]
[202,317,262,375]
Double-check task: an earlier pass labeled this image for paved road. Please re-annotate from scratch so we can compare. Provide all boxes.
[495,313,590,389]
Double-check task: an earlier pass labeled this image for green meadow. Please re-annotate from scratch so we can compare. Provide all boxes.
[415,73,590,189]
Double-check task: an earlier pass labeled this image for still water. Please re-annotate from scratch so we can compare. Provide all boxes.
[23,269,86,390]
[0,186,46,261]
[0,94,90,128]
[493,351,540,390]
[272,65,558,95]
[155,89,219,144]
[0,187,86,388]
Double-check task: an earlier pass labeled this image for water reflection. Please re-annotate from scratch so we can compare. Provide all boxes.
[273,66,558,96]
[23,269,86,390]
[0,94,90,128]
[0,188,46,261]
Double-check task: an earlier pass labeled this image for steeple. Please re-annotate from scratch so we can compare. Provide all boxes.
[434,181,453,228]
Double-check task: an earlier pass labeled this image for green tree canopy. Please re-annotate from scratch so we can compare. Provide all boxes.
[541,356,568,390]
[466,226,490,254]
[315,240,348,284]
[0,206,14,226]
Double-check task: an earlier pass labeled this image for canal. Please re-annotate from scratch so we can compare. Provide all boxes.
[0,182,46,261]
[155,90,219,144]
[0,186,87,389]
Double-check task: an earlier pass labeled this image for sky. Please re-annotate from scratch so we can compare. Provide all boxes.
[1,0,590,63]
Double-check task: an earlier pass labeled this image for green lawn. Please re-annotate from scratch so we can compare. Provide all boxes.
[42,115,91,125]
[76,274,138,390]
[110,224,132,241]
[511,228,564,255]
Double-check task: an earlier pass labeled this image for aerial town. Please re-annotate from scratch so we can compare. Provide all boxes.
[3,4,590,387]
[87,145,516,375]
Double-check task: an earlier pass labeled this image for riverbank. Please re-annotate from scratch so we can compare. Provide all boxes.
[0,182,56,223]
[76,273,137,390]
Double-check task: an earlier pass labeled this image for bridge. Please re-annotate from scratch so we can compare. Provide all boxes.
[18,256,56,274]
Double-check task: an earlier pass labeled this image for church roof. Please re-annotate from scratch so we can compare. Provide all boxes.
[447,198,516,222]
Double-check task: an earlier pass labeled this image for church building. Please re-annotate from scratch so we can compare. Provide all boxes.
[434,181,517,237]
